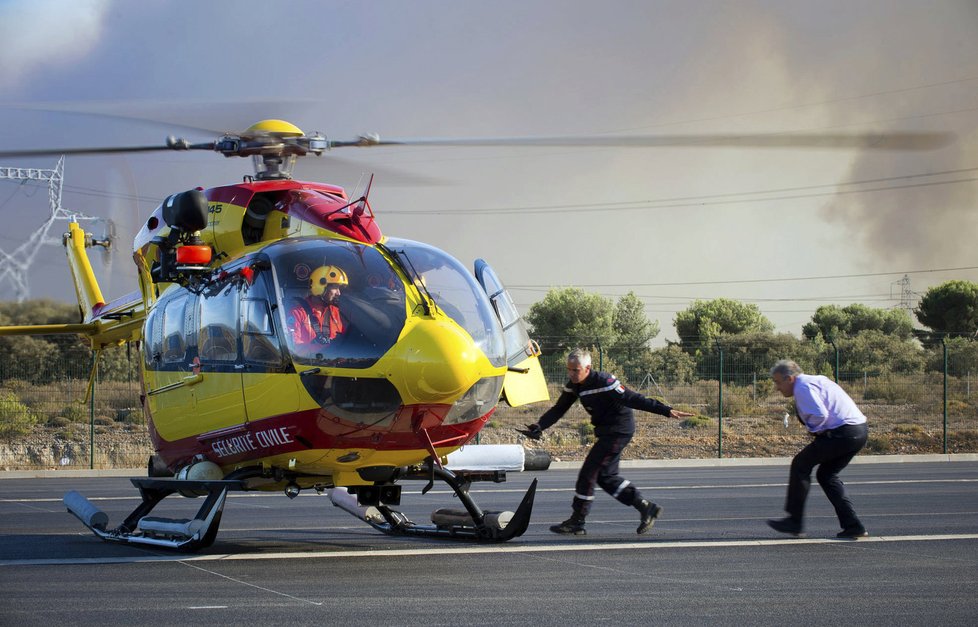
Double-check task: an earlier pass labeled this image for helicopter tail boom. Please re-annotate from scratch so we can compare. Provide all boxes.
[25,221,146,348]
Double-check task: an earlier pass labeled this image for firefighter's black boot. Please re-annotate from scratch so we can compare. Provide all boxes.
[635,499,663,535]
[550,514,586,536]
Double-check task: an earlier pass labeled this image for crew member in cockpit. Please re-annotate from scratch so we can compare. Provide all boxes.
[288,264,348,348]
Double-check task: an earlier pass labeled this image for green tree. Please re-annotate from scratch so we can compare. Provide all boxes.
[674,298,774,352]
[0,299,92,383]
[715,331,823,379]
[915,280,978,336]
[610,292,660,379]
[525,287,615,356]
[924,336,978,374]
[802,304,914,341]
[0,300,81,325]
[837,329,925,374]
[98,344,141,383]
[612,292,659,348]
[640,344,697,385]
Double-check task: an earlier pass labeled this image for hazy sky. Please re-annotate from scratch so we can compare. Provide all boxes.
[1,0,976,344]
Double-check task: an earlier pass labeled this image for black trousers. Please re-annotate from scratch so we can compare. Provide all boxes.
[785,423,868,529]
[572,433,640,518]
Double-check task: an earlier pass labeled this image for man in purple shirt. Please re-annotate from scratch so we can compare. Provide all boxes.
[768,359,869,539]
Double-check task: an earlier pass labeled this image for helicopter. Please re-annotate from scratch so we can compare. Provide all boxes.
[0,116,953,551]
[0,119,560,550]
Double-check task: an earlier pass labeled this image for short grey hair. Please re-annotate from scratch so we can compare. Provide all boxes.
[568,348,592,368]
[770,359,803,378]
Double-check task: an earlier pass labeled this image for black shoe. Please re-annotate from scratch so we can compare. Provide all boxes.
[837,526,869,539]
[767,517,805,537]
[550,518,586,535]
[636,500,663,535]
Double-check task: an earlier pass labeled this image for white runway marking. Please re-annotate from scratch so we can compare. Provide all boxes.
[179,561,324,606]
[5,477,977,503]
[188,606,228,610]
[4,533,977,567]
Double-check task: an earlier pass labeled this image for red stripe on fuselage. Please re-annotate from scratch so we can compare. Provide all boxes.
[148,404,491,469]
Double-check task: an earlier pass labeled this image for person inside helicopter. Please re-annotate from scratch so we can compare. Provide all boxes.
[287,264,349,351]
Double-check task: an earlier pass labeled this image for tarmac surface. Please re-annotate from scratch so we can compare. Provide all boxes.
[1,457,977,625]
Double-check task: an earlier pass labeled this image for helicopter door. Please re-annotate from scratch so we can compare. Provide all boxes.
[142,292,200,441]
[473,260,549,407]
[238,267,299,420]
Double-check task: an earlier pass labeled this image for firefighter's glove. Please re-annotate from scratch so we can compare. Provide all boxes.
[516,423,543,440]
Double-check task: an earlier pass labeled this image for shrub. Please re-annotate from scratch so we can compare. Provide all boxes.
[59,403,90,423]
[0,389,41,440]
[863,376,924,404]
[46,415,70,428]
[892,424,925,435]
[706,384,756,417]
[680,415,712,429]
[115,407,143,425]
[864,434,892,453]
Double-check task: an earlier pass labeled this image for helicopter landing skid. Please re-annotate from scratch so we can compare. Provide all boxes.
[64,478,245,552]
[331,465,537,542]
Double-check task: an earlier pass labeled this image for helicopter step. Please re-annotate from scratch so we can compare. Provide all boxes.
[64,478,245,552]
[330,465,537,542]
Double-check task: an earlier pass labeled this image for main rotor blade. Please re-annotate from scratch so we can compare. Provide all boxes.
[0,141,216,160]
[340,131,954,151]
[0,145,171,159]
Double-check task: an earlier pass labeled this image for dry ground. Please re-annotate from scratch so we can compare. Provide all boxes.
[2,399,976,470]
[481,399,978,462]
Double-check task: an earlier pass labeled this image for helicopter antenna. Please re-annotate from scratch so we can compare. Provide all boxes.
[0,156,103,302]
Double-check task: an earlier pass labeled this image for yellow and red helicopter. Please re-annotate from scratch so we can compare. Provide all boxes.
[0,119,559,549]
[0,117,951,550]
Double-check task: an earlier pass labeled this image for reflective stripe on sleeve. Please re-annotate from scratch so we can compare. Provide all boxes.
[579,379,621,396]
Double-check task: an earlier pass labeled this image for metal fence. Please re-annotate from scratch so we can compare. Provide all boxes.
[0,356,145,470]
[529,339,978,457]
[1,338,977,469]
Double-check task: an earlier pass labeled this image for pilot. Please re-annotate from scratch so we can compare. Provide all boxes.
[288,264,348,347]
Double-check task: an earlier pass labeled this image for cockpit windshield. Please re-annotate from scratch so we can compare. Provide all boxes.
[266,237,406,368]
[385,238,506,368]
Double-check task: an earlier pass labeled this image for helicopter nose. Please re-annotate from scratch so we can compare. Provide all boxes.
[388,319,483,405]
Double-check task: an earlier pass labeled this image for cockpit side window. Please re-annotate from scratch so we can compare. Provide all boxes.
[240,268,285,367]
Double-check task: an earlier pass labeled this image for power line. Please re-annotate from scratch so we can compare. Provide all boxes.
[50,165,978,214]
[507,265,978,289]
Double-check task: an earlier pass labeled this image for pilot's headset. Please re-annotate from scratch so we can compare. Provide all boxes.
[310,265,349,296]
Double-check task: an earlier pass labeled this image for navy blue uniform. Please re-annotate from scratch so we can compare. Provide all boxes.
[539,370,673,518]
